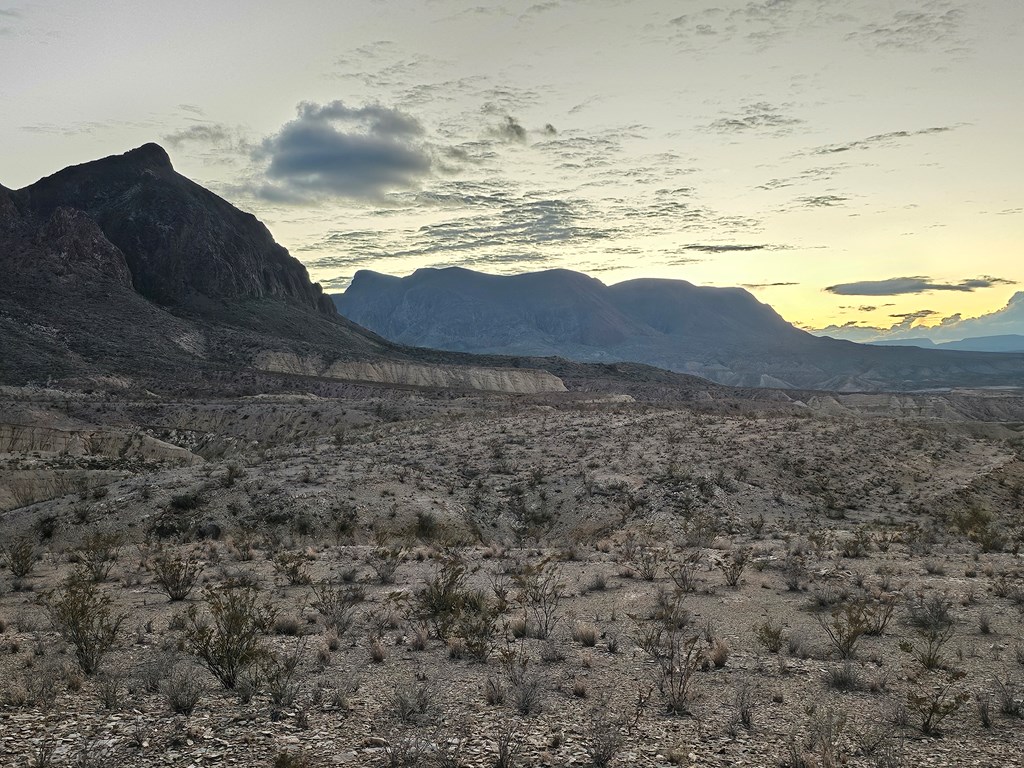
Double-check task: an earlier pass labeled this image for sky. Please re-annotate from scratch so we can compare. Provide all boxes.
[1,0,1022,338]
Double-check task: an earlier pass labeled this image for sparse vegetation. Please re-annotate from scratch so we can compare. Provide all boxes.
[4,380,1024,766]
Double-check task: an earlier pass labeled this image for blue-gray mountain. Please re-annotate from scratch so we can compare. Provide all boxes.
[335,267,1024,391]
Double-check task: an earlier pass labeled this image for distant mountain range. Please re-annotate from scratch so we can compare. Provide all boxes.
[335,267,1024,391]
[867,335,1024,353]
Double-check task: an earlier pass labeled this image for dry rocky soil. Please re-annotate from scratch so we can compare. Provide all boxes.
[2,383,1024,767]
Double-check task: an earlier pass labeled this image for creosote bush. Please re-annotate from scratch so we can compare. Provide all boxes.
[185,582,277,689]
[46,575,126,675]
[151,549,202,601]
[73,532,122,583]
[4,536,38,582]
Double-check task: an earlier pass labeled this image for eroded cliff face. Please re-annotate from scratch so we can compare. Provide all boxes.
[0,422,200,463]
[253,352,567,394]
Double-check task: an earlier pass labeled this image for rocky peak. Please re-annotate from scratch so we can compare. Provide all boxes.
[121,142,174,170]
[13,144,334,314]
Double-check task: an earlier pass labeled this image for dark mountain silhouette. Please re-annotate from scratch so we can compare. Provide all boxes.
[0,149,400,386]
[334,267,1024,391]
[11,143,334,313]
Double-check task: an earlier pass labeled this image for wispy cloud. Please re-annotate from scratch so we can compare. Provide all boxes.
[678,243,791,253]
[847,7,967,52]
[826,275,1016,296]
[163,124,231,147]
[300,192,616,274]
[706,102,804,135]
[809,126,957,155]
[742,281,799,289]
[794,194,848,208]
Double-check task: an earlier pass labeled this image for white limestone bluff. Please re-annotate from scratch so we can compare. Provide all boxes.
[253,352,567,394]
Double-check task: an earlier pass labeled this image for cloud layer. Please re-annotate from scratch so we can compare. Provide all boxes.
[826,276,1016,296]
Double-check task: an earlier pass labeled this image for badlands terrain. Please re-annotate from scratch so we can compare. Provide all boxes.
[2,378,1024,768]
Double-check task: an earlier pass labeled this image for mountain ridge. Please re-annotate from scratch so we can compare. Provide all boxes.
[335,266,1024,391]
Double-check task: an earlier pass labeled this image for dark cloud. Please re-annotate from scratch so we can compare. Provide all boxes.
[490,115,528,143]
[163,124,230,147]
[826,276,1017,296]
[706,102,803,134]
[889,309,937,320]
[742,282,799,289]
[810,126,956,155]
[252,100,433,201]
[679,243,788,254]
[296,100,424,137]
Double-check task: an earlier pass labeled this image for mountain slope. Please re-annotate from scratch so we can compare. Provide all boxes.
[0,147,563,394]
[12,143,333,313]
[335,267,1024,391]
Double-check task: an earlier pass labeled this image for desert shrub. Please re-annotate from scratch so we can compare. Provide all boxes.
[273,552,311,586]
[170,491,204,511]
[184,582,276,689]
[636,620,703,715]
[732,679,756,731]
[265,645,301,720]
[273,750,313,768]
[754,617,785,653]
[905,670,968,735]
[388,678,439,724]
[717,548,749,588]
[4,536,37,581]
[96,672,124,710]
[414,552,470,639]
[839,528,872,558]
[413,553,500,661]
[900,598,956,671]
[511,673,544,715]
[484,675,505,705]
[573,622,599,647]
[786,706,848,768]
[862,594,899,636]
[708,637,730,668]
[163,664,204,715]
[46,575,126,675]
[73,532,121,582]
[367,547,404,585]
[633,545,663,581]
[993,676,1023,718]
[668,549,703,593]
[151,549,202,601]
[311,581,363,638]
[583,702,628,766]
[512,557,564,639]
[586,572,608,592]
[825,661,865,692]
[494,724,524,768]
[816,602,869,660]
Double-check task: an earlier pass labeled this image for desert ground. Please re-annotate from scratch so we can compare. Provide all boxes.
[2,382,1023,767]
